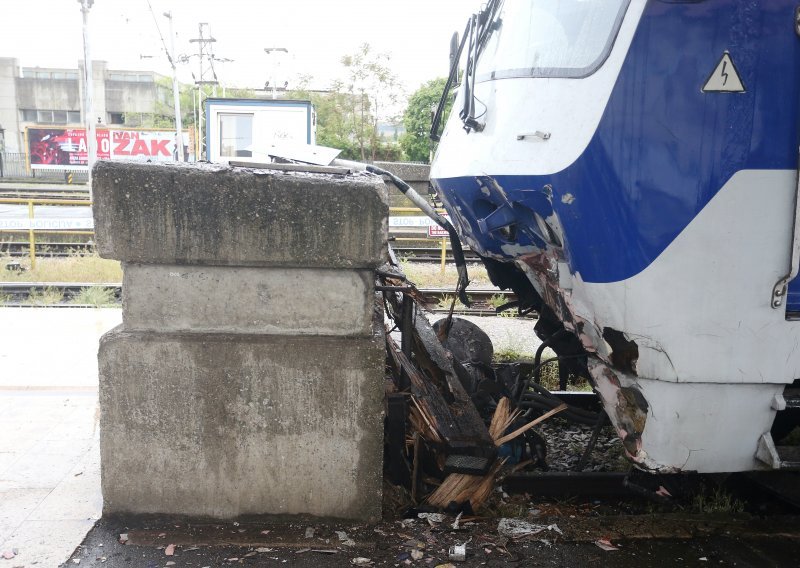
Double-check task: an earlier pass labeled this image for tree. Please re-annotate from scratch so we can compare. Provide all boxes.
[400,78,452,163]
[289,44,404,162]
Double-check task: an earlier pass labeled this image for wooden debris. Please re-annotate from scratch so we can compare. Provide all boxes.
[426,398,567,511]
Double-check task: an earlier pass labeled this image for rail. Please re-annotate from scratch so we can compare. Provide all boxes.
[0,197,92,269]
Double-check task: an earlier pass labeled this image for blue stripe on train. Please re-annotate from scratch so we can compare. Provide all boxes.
[432,1,800,299]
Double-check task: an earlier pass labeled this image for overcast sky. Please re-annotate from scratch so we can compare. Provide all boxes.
[1,0,476,97]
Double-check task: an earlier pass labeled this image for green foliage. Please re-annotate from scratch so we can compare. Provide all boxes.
[692,486,744,514]
[70,286,118,307]
[289,43,404,162]
[494,347,526,363]
[401,77,452,163]
[23,287,63,305]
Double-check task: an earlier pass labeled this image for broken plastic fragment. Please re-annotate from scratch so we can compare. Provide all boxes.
[351,558,372,565]
[594,539,619,551]
[451,512,463,530]
[165,544,176,556]
[417,512,444,525]
[335,531,356,547]
[497,518,561,539]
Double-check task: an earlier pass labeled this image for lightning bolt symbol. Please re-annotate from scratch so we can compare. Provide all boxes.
[721,61,729,86]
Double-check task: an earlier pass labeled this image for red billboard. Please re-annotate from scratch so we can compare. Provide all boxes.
[27,127,186,169]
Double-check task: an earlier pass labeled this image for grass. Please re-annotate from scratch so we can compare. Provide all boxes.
[1,251,121,283]
[435,293,473,310]
[493,346,528,363]
[399,260,491,289]
[22,287,63,305]
[69,286,118,307]
[692,486,744,514]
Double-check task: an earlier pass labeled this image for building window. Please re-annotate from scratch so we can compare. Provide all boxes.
[219,113,253,158]
[109,112,125,125]
[35,71,50,79]
[138,74,153,82]
[65,72,78,80]
[109,73,126,81]
[20,109,82,124]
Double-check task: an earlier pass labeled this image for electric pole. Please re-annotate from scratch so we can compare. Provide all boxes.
[189,23,218,160]
[264,47,288,100]
[78,0,96,195]
[163,12,185,162]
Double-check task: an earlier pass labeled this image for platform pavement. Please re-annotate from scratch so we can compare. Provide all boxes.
[0,308,121,565]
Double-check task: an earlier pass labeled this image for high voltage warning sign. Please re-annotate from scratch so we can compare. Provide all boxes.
[702,51,745,93]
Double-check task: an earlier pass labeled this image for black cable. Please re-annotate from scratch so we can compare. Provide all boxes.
[366,164,471,307]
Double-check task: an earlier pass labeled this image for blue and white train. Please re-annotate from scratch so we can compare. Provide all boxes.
[430,0,800,473]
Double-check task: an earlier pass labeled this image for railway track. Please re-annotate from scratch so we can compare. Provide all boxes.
[0,282,120,305]
[413,287,525,316]
[1,241,94,257]
[3,244,477,261]
[0,283,523,316]
[393,246,481,263]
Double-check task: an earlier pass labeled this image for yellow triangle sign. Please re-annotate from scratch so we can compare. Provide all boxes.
[702,52,745,93]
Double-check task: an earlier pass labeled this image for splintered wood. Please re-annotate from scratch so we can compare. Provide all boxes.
[426,398,567,510]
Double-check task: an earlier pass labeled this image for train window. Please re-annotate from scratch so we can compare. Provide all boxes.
[476,0,630,80]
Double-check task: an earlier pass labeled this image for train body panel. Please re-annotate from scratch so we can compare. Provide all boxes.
[431,0,800,472]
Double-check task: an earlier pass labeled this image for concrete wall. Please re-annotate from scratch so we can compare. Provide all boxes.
[0,58,19,152]
[105,80,158,114]
[94,161,388,522]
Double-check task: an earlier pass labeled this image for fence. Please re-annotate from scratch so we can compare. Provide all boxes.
[0,152,89,183]
[0,197,93,268]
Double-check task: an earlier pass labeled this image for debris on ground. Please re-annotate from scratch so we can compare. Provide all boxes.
[497,518,562,540]
[594,538,620,551]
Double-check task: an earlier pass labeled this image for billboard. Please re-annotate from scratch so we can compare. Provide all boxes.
[27,127,189,170]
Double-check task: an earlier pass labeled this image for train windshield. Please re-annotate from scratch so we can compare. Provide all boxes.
[476,0,630,80]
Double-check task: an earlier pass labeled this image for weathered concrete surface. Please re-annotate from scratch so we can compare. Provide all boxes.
[99,324,385,521]
[92,161,388,268]
[122,264,373,336]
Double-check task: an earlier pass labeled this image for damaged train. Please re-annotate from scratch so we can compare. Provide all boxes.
[429,0,800,473]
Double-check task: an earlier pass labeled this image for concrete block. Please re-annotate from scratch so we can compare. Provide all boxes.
[99,324,385,521]
[122,264,374,336]
[92,161,388,268]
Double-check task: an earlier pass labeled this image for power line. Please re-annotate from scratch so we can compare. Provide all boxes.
[145,0,172,67]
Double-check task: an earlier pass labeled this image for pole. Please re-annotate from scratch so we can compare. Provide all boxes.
[440,237,447,274]
[79,0,96,198]
[164,12,185,162]
[264,48,288,100]
[27,200,36,270]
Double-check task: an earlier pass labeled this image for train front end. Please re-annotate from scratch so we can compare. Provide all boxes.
[430,0,800,473]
